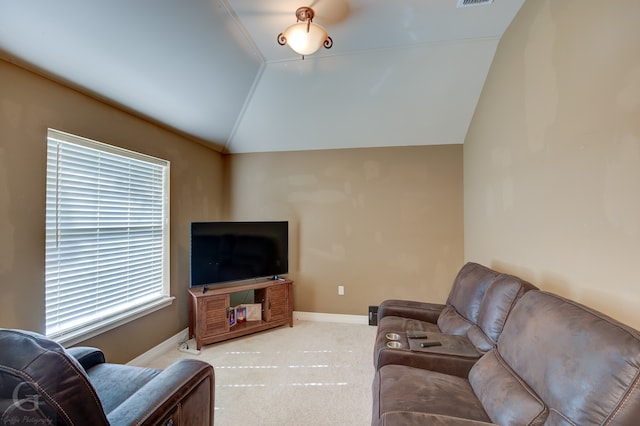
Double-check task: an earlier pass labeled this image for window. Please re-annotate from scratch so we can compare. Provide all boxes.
[45,129,172,345]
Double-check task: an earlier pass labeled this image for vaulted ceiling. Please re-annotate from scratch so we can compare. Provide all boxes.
[0,0,525,153]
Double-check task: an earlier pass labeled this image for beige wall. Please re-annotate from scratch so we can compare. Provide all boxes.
[465,0,640,329]
[0,59,224,363]
[225,146,464,315]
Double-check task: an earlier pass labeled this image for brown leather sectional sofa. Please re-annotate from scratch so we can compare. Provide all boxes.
[372,263,640,425]
[0,329,214,425]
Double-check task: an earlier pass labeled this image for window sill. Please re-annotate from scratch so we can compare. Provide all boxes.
[53,296,175,347]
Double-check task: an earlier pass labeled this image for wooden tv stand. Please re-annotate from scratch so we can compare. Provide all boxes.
[188,279,293,349]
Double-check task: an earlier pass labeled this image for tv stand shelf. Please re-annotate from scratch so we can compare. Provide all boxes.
[188,279,293,349]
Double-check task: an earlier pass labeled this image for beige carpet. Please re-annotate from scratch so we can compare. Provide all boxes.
[137,319,377,425]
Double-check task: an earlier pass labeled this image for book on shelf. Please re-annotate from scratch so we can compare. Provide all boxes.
[235,306,246,323]
[229,307,236,327]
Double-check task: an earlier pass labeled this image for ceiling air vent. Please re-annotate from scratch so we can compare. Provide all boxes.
[457,0,494,7]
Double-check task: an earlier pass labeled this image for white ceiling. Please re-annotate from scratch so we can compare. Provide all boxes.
[0,0,525,153]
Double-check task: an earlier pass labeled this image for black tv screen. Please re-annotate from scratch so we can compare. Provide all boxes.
[190,221,288,288]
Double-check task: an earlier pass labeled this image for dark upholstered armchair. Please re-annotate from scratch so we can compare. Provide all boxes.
[0,328,214,425]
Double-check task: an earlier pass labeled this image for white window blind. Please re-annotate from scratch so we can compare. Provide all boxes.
[45,129,171,343]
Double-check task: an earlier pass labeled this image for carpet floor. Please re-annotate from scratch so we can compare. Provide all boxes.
[136,319,377,425]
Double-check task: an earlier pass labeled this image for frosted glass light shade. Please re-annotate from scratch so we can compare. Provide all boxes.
[282,22,328,56]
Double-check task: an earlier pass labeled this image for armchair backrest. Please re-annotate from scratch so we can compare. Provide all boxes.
[0,328,108,425]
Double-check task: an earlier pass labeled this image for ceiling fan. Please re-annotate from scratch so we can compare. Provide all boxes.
[305,0,351,25]
[235,0,353,24]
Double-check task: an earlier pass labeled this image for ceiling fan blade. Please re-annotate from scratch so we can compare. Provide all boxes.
[310,0,351,25]
[231,0,352,26]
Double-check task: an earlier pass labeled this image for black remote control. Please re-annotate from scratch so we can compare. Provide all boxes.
[407,333,429,339]
[420,341,442,348]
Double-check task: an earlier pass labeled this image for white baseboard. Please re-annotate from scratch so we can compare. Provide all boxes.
[127,312,369,365]
[294,311,369,325]
[127,328,189,367]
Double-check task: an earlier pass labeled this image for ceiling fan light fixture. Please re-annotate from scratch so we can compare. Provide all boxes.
[277,6,333,58]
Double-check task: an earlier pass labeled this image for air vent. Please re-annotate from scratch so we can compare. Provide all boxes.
[457,0,494,7]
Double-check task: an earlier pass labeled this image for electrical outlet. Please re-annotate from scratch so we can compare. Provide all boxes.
[338,285,345,296]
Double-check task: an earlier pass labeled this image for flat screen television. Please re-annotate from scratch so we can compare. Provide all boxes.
[190,221,288,289]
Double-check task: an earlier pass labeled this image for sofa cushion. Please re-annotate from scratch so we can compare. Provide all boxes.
[86,363,162,414]
[373,365,491,426]
[469,350,547,425]
[466,274,538,352]
[495,291,640,425]
[445,263,500,325]
[438,306,475,335]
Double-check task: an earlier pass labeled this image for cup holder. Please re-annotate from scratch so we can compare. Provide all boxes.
[385,332,401,341]
[386,341,403,349]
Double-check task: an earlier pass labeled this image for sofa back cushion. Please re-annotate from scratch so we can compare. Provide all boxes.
[472,291,640,425]
[466,274,537,352]
[0,328,108,425]
[437,306,474,335]
[439,263,500,334]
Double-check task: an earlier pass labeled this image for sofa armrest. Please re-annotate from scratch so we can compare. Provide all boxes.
[378,300,446,323]
[375,348,477,378]
[67,346,106,371]
[106,358,214,426]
